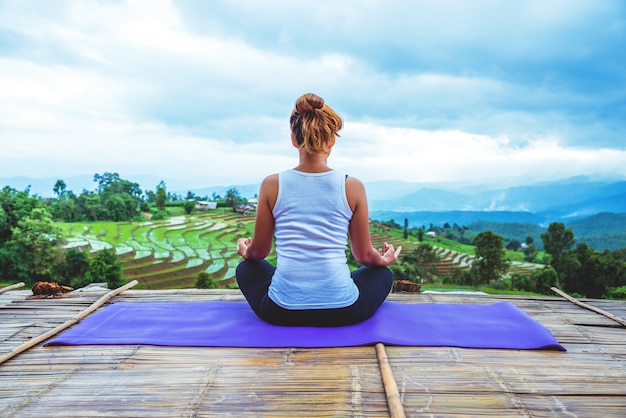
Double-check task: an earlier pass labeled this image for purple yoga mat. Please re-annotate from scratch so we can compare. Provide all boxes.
[45,301,565,351]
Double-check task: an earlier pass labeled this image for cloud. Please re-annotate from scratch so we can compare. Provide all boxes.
[0,0,624,190]
[334,123,626,185]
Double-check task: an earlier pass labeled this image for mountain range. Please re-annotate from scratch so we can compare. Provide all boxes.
[366,176,626,226]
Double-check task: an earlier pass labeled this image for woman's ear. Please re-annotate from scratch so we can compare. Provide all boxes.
[291,133,299,148]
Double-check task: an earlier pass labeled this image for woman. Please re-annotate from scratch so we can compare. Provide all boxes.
[236,93,401,326]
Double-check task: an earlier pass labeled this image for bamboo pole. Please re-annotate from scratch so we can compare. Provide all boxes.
[0,282,25,295]
[375,342,406,418]
[0,280,139,365]
[551,286,626,327]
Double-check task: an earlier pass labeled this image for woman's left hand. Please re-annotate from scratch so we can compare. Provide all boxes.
[378,242,402,266]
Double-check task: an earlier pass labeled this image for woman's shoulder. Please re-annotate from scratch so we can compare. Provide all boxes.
[259,174,279,193]
[262,173,279,184]
[345,175,365,191]
[345,175,367,212]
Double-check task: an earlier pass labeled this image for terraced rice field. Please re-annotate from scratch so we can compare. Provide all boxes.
[59,213,542,290]
[59,212,256,290]
[369,232,543,278]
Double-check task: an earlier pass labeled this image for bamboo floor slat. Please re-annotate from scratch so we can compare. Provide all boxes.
[0,288,625,417]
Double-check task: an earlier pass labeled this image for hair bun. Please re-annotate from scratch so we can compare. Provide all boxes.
[295,93,325,114]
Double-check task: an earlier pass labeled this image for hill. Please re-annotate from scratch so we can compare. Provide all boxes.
[568,213,626,251]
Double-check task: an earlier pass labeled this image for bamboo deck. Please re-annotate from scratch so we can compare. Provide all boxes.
[1,286,625,417]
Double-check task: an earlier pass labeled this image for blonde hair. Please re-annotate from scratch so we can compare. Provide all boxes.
[290,93,343,154]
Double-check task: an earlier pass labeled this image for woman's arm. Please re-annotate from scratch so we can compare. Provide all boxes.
[237,174,278,261]
[346,177,401,266]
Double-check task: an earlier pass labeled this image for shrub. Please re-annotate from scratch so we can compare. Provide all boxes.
[195,272,216,289]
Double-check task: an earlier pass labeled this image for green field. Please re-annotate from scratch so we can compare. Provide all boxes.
[53,211,544,291]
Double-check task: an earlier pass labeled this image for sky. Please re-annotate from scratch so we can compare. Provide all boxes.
[1,0,625,192]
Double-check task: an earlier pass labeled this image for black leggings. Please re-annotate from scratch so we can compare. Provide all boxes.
[236,260,393,327]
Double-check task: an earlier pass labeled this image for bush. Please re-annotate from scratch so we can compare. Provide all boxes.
[608,286,626,300]
[488,280,509,290]
[151,210,167,221]
[195,272,216,289]
[72,249,122,289]
[511,273,534,292]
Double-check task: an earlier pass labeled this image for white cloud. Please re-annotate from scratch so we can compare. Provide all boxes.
[0,0,624,190]
[332,123,626,185]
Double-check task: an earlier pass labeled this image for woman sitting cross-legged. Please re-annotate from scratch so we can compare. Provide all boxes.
[236,93,401,327]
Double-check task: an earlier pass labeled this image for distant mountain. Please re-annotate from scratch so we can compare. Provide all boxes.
[369,210,546,228]
[0,175,96,197]
[369,177,626,223]
[567,213,626,251]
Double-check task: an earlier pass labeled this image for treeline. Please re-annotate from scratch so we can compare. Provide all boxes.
[540,222,626,299]
[467,216,626,253]
[49,172,248,222]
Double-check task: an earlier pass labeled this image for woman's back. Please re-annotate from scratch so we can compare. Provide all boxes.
[269,169,358,309]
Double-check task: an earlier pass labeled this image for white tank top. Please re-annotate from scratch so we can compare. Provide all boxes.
[268,169,359,309]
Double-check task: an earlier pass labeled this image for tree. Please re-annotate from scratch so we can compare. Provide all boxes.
[82,193,108,221]
[183,200,196,215]
[79,249,123,289]
[224,188,241,209]
[532,267,559,294]
[523,235,538,262]
[0,186,42,245]
[403,218,409,239]
[400,243,439,283]
[94,172,121,192]
[542,222,575,267]
[4,207,63,284]
[568,243,621,299]
[56,248,90,285]
[506,239,522,251]
[156,186,167,212]
[473,231,510,284]
[541,222,576,281]
[389,260,419,284]
[53,179,67,197]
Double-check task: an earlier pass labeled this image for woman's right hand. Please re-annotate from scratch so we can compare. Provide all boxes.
[237,237,252,259]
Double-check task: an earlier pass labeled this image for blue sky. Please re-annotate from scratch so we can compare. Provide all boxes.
[1,0,625,191]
